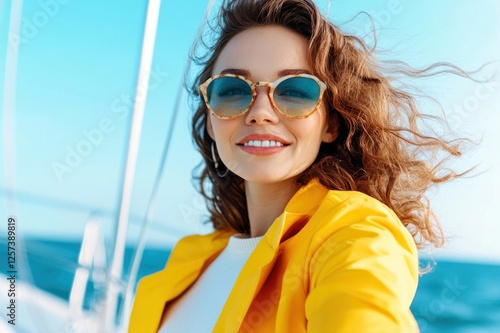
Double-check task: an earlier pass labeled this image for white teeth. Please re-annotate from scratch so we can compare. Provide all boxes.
[244,140,284,147]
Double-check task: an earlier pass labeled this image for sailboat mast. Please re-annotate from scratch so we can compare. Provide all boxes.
[103,0,162,331]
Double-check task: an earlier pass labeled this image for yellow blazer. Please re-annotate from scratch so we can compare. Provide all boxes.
[129,179,419,332]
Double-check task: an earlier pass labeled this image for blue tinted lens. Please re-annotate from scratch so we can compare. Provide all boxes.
[207,77,253,117]
[274,77,320,117]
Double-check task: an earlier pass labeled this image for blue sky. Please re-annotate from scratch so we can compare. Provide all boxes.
[1,0,499,263]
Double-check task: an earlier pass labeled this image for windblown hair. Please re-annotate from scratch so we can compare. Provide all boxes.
[190,0,466,248]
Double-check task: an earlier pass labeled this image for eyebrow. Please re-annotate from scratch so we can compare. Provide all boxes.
[219,68,250,76]
[278,69,312,76]
[218,68,312,78]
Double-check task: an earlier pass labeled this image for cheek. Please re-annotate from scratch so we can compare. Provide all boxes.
[293,113,328,141]
[208,115,224,138]
[209,116,239,143]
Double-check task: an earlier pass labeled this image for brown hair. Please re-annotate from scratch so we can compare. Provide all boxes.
[189,0,466,248]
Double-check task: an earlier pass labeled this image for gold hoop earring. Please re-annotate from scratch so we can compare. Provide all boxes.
[211,142,229,177]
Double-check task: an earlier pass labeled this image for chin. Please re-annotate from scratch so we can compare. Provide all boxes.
[236,170,301,185]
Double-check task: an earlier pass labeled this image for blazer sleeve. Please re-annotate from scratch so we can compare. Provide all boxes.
[305,200,420,333]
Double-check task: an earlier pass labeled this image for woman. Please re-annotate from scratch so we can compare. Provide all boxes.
[129,0,464,332]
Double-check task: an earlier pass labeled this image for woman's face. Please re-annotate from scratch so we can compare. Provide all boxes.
[207,25,336,185]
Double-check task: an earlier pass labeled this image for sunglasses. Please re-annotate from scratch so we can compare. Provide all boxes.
[199,73,327,119]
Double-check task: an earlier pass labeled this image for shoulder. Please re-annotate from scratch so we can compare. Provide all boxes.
[296,188,420,332]
[170,229,235,255]
[138,229,234,283]
[284,180,417,257]
[307,188,415,246]
[309,188,419,284]
[289,179,403,232]
[291,187,419,280]
[321,189,400,223]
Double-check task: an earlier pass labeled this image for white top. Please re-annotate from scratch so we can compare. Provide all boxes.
[158,234,263,333]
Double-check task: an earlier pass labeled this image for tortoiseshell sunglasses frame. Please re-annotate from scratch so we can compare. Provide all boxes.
[199,73,327,120]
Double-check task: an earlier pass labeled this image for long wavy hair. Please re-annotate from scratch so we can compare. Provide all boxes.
[189,0,466,249]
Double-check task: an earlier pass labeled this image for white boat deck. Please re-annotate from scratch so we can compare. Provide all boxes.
[0,274,98,333]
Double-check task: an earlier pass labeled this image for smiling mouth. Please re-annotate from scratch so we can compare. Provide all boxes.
[241,140,288,147]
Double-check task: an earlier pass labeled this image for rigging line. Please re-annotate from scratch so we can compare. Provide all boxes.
[0,188,184,235]
[2,0,22,216]
[325,0,332,17]
[104,0,162,331]
[0,187,112,215]
[3,2,52,332]
[119,0,217,329]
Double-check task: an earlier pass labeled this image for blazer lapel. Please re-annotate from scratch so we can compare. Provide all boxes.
[129,230,233,333]
[213,211,306,332]
[213,180,328,332]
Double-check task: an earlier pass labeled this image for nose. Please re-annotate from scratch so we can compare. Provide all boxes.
[245,86,279,125]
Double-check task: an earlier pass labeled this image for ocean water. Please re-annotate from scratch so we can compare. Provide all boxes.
[2,238,499,332]
[412,260,500,332]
